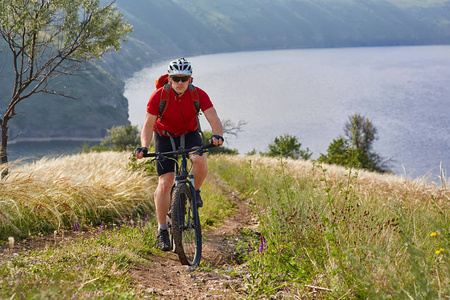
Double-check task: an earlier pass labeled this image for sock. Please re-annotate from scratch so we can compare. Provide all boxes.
[159,223,168,231]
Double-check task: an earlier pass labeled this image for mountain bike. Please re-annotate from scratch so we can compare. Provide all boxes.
[144,143,216,266]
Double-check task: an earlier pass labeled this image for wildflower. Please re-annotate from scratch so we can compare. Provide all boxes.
[100,221,104,232]
[93,290,105,297]
[430,232,437,237]
[74,221,80,232]
[257,235,268,253]
[435,248,444,255]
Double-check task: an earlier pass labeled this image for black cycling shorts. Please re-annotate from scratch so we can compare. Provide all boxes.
[154,131,203,176]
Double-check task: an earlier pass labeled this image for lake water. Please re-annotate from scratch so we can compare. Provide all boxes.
[8,140,100,163]
[124,45,450,182]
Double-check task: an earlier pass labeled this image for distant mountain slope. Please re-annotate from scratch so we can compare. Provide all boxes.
[386,0,448,8]
[0,60,130,142]
[3,0,450,141]
[114,0,450,68]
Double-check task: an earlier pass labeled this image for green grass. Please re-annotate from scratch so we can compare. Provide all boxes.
[199,178,237,228]
[0,152,237,298]
[0,219,157,299]
[3,151,448,299]
[207,155,450,299]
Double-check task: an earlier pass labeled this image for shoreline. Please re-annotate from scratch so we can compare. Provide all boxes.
[8,137,103,144]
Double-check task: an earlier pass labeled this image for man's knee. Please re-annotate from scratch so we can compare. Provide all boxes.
[157,173,175,194]
[191,153,207,167]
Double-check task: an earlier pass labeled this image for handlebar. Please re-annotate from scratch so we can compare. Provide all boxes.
[142,143,217,158]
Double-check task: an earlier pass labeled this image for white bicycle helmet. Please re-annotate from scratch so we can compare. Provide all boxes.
[167,57,193,76]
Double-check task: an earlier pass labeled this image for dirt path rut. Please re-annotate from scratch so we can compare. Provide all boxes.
[131,179,257,299]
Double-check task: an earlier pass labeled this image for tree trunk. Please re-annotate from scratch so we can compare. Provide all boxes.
[1,120,9,178]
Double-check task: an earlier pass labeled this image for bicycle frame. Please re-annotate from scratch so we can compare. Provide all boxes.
[143,144,215,265]
[143,143,216,212]
[144,143,215,181]
[174,147,194,184]
[173,149,197,215]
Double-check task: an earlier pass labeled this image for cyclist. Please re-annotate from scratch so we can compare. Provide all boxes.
[135,58,224,251]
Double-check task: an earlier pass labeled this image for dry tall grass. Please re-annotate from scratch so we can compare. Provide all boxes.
[209,155,449,298]
[226,154,449,211]
[0,152,157,239]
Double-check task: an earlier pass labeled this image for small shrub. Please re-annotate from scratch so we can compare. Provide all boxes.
[266,134,312,160]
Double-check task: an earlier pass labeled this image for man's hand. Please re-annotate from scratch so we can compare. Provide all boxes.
[135,147,148,159]
[209,135,224,146]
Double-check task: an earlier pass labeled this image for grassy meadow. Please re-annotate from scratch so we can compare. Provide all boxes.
[0,151,235,299]
[207,155,450,299]
[0,152,448,299]
[0,152,157,298]
[0,152,156,240]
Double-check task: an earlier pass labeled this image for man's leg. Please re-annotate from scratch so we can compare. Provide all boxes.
[190,153,207,207]
[155,172,175,225]
[190,153,207,190]
[184,131,207,207]
[155,172,174,251]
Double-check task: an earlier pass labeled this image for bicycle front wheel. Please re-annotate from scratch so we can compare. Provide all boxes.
[170,183,202,266]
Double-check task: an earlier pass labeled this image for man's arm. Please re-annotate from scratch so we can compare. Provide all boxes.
[136,113,157,159]
[203,107,224,146]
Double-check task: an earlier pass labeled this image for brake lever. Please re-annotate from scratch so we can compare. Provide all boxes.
[151,153,167,162]
[195,148,208,156]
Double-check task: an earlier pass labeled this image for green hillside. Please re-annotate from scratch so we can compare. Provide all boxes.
[114,0,450,66]
[0,62,130,141]
[2,0,450,141]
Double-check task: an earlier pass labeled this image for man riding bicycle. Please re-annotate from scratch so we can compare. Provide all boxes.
[135,58,224,251]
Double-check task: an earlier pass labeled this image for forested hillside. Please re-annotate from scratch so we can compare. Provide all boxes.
[2,0,450,141]
[114,0,450,66]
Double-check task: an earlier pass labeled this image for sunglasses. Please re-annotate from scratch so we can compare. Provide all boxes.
[170,76,190,82]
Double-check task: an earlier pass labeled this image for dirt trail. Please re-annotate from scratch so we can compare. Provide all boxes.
[131,177,258,299]
[0,175,256,299]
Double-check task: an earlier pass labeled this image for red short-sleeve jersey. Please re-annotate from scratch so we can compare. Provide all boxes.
[147,86,213,136]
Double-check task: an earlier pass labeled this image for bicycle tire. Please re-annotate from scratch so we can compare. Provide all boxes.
[170,183,202,266]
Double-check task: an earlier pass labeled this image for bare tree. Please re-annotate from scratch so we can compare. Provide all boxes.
[0,0,131,175]
[222,119,247,137]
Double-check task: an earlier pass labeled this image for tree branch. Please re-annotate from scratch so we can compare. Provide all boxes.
[0,0,131,162]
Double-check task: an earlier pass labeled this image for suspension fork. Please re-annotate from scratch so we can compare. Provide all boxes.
[188,173,197,208]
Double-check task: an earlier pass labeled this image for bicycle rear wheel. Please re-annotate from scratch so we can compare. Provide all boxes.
[170,183,202,266]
